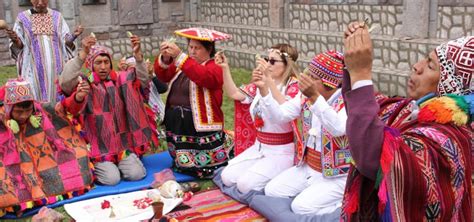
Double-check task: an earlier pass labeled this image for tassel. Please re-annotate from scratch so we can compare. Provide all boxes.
[377,178,388,213]
[379,129,397,174]
[29,115,42,128]
[7,119,19,134]
[345,176,361,214]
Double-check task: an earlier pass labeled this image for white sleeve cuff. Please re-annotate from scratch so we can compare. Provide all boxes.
[260,91,274,106]
[310,95,329,115]
[352,80,373,90]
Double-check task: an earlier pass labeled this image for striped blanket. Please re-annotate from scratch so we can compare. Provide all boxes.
[168,189,266,221]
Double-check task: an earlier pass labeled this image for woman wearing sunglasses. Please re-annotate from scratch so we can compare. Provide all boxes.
[214,44,301,195]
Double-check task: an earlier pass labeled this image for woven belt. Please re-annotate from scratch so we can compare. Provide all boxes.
[256,131,294,145]
[305,148,322,172]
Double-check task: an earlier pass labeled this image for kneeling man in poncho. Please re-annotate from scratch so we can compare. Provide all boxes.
[0,79,93,216]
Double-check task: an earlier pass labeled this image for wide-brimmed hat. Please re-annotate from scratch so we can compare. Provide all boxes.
[174,27,231,42]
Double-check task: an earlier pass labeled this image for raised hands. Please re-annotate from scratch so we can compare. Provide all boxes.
[214,51,229,70]
[73,25,84,38]
[298,73,320,103]
[344,21,373,86]
[79,35,97,60]
[159,41,182,64]
[252,58,272,88]
[146,59,154,76]
[74,77,91,102]
[129,34,143,62]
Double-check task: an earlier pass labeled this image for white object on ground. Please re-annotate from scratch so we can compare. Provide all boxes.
[64,189,182,222]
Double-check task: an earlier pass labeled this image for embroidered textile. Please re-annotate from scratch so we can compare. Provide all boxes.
[436,36,474,96]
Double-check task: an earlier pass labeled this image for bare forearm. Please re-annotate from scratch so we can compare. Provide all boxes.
[222,66,245,101]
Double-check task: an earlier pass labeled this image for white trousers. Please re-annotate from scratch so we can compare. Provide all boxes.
[264,163,346,215]
[221,142,294,194]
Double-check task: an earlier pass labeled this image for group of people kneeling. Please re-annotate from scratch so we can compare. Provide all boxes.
[0,20,472,221]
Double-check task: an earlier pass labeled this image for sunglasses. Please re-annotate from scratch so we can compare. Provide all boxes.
[264,57,286,65]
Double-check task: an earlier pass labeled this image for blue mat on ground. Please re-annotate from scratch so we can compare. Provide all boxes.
[1,152,195,219]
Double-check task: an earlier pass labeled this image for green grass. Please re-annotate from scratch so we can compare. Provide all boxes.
[222,68,252,130]
[0,64,250,221]
[0,65,19,85]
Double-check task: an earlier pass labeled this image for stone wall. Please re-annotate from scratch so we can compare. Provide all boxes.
[0,0,183,66]
[288,4,403,36]
[437,6,474,39]
[187,0,474,96]
[200,0,269,26]
[179,21,448,96]
[95,36,163,61]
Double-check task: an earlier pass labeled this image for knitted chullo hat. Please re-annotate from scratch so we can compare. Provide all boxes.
[85,45,113,71]
[307,50,344,89]
[3,79,35,117]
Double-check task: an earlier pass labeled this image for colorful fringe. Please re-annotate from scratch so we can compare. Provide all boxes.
[376,128,400,217]
[4,186,91,216]
[418,94,471,126]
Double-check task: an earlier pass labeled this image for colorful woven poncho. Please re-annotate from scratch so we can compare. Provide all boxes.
[0,79,93,216]
[342,93,473,221]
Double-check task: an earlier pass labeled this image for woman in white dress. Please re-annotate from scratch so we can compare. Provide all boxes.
[214,44,301,194]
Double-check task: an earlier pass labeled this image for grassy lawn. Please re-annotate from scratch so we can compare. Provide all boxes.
[0,64,250,221]
[0,65,18,85]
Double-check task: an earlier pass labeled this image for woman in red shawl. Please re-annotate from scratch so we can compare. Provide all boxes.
[154,28,234,178]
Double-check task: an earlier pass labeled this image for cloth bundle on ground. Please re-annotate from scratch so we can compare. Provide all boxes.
[0,79,93,216]
[166,188,264,221]
[64,188,182,221]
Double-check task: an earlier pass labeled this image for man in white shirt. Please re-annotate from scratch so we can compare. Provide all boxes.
[261,50,350,215]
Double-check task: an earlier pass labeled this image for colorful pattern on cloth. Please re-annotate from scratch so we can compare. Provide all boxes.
[81,68,152,163]
[168,131,233,169]
[0,102,93,214]
[435,36,474,96]
[234,83,258,155]
[167,189,266,221]
[4,79,35,105]
[297,93,351,178]
[31,13,54,35]
[307,50,344,89]
[174,27,232,42]
[233,102,256,155]
[321,94,351,178]
[15,9,73,102]
[341,94,472,221]
[189,73,224,132]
